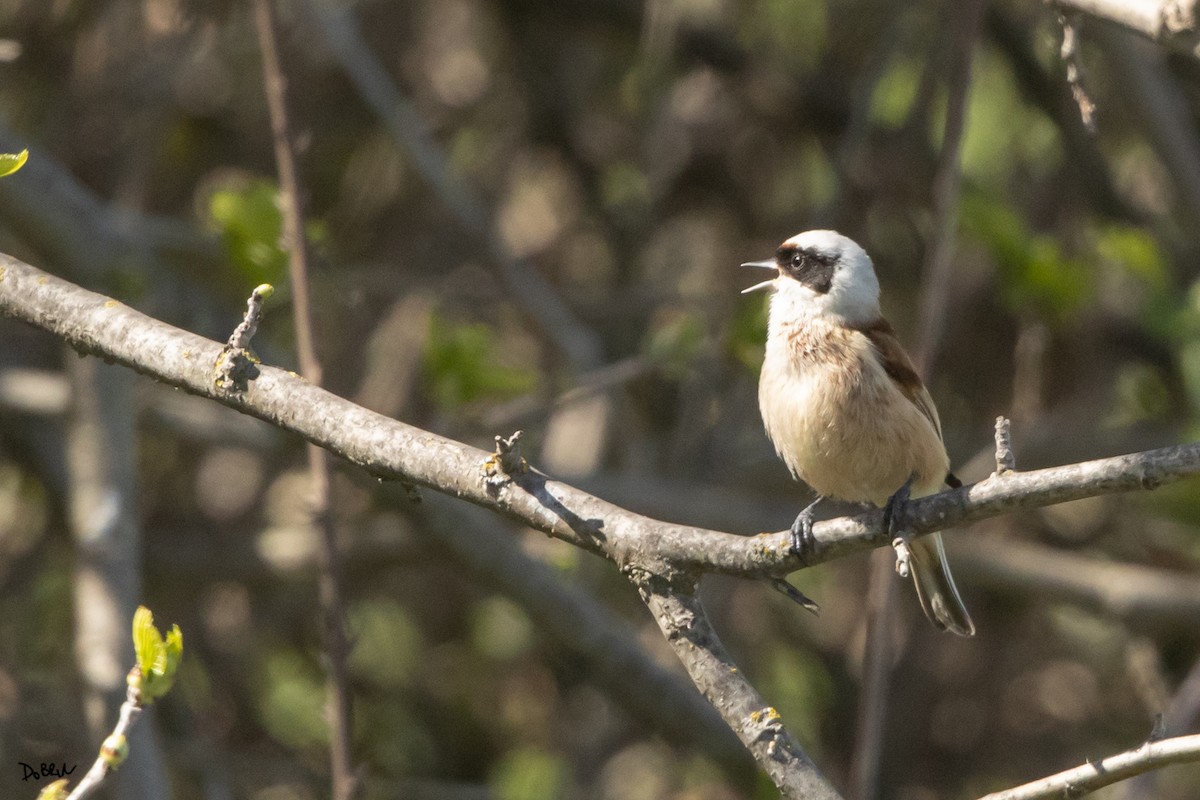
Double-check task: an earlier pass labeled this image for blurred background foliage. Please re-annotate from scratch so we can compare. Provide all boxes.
[1,0,1200,798]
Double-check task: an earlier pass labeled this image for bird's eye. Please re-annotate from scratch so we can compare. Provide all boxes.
[791,253,803,268]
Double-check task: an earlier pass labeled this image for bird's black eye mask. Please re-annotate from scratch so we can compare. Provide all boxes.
[775,245,838,294]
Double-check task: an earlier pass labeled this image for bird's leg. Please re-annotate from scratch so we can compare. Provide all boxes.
[788,495,824,565]
[884,475,915,579]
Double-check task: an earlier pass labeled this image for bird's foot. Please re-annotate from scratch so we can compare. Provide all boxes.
[884,477,914,579]
[788,496,823,565]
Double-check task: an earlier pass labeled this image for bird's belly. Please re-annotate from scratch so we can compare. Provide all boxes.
[759,364,947,505]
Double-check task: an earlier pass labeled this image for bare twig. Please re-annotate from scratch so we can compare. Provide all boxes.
[215,284,273,392]
[994,416,1016,474]
[65,678,145,800]
[251,2,356,798]
[225,283,273,350]
[1119,653,1200,796]
[976,733,1200,800]
[1059,13,1098,133]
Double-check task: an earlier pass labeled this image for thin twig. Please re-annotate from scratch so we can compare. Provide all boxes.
[1119,653,1200,797]
[225,283,273,350]
[65,678,143,800]
[994,416,1016,474]
[976,733,1200,800]
[251,3,357,798]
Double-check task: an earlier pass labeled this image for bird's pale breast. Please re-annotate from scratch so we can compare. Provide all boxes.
[758,319,948,506]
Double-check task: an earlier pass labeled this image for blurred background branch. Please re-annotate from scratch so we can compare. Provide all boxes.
[251,0,357,796]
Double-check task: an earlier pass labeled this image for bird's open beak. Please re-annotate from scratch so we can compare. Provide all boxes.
[740,259,777,294]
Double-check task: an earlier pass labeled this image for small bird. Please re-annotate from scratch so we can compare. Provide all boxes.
[743,230,974,636]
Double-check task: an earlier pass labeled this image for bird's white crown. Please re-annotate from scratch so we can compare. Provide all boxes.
[762,230,881,327]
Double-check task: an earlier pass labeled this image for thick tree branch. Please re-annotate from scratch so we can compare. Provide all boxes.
[2,252,1199,579]
[635,573,844,799]
[977,733,1200,800]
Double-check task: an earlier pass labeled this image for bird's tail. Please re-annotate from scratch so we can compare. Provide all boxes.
[908,532,975,637]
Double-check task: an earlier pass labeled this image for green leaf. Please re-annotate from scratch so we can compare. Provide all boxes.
[132,605,162,677]
[0,149,28,178]
[164,624,183,677]
[36,779,70,800]
[131,606,183,701]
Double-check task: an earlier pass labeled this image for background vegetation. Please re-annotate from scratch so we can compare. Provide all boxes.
[1,1,1199,798]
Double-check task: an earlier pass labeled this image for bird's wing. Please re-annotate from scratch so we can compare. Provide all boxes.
[855,317,944,442]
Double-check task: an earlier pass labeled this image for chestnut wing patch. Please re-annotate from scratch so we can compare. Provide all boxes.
[854,317,945,442]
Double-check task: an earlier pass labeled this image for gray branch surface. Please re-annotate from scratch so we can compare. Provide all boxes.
[5,251,1200,798]
[636,574,842,798]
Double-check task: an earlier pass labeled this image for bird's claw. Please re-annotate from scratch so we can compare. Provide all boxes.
[882,478,912,538]
[788,498,822,565]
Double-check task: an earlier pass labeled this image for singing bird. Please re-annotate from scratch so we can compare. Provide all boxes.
[743,230,974,636]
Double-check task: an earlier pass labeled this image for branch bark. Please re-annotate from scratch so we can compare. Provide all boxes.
[635,572,843,799]
[977,733,1200,800]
